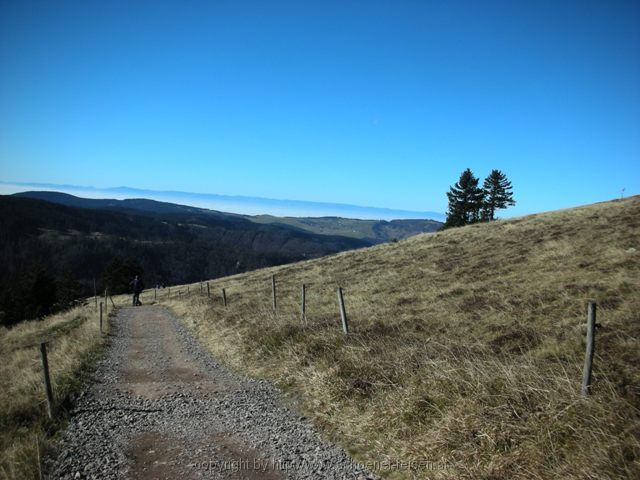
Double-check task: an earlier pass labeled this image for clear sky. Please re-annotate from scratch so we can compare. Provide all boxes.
[1,0,639,217]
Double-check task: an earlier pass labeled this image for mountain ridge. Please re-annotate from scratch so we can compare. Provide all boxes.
[12,191,443,243]
[0,181,446,221]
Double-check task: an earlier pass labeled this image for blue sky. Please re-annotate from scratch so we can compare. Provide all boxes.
[1,0,638,218]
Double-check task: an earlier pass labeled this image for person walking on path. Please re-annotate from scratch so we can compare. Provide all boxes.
[130,275,144,306]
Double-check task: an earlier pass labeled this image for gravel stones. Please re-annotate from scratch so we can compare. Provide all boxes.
[45,306,376,480]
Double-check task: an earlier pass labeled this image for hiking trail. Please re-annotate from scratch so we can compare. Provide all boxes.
[47,306,374,480]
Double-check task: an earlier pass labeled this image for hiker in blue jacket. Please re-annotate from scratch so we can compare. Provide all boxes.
[130,275,144,306]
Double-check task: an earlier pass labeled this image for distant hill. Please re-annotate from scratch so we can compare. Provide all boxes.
[13,191,443,243]
[248,215,442,243]
[2,181,446,221]
[0,195,369,325]
[11,191,229,216]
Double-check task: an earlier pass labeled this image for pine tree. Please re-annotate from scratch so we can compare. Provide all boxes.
[444,168,484,228]
[482,169,515,220]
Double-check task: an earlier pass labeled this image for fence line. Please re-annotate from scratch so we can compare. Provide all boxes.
[301,284,306,324]
[337,287,349,335]
[581,302,597,396]
[39,342,54,419]
[154,278,604,393]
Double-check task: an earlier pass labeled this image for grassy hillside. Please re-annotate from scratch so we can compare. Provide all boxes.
[159,196,640,479]
[0,301,107,479]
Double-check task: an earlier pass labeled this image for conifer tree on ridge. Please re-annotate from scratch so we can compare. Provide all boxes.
[444,168,484,228]
[482,169,515,221]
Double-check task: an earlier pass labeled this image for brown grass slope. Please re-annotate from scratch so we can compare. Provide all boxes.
[0,303,107,480]
[160,196,640,479]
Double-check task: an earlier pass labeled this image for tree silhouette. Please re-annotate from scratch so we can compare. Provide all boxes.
[482,169,515,220]
[444,168,484,228]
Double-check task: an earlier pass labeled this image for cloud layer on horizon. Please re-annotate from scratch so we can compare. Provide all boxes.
[0,181,445,221]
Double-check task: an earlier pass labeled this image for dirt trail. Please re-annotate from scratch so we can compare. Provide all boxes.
[47,306,373,480]
[120,309,232,400]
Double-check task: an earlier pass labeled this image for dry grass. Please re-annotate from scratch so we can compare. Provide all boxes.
[0,301,109,480]
[163,196,637,478]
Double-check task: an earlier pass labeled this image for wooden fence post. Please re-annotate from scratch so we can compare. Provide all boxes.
[581,302,597,396]
[154,288,157,301]
[222,288,227,307]
[337,287,349,335]
[200,282,203,294]
[272,275,277,312]
[104,289,108,314]
[301,284,306,323]
[207,282,210,298]
[40,343,54,419]
[99,302,103,333]
[168,287,171,298]
[94,279,98,310]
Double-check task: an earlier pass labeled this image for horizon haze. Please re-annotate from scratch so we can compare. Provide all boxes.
[0,181,446,221]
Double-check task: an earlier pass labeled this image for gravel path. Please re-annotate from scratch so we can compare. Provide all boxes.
[46,306,376,480]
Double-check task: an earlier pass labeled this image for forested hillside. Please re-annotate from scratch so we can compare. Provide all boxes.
[0,196,367,326]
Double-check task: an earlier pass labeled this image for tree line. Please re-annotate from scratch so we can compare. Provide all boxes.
[444,168,515,228]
